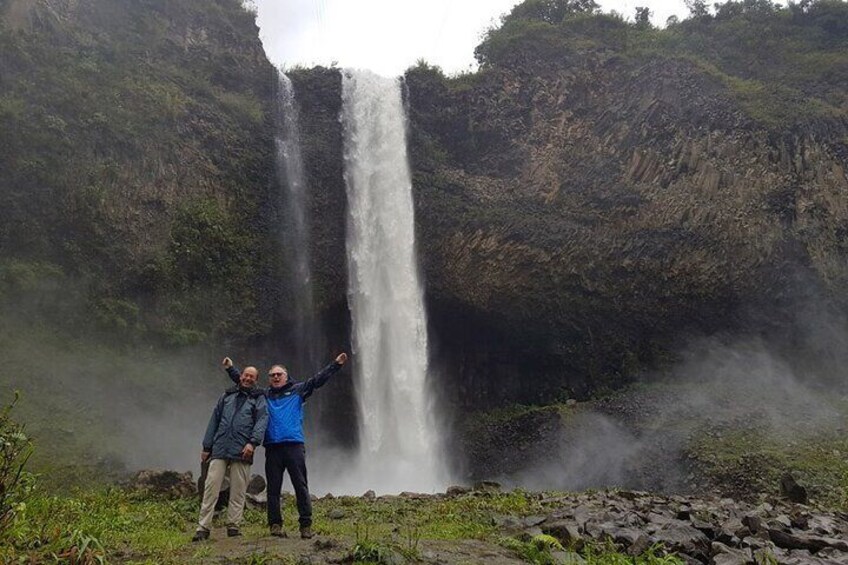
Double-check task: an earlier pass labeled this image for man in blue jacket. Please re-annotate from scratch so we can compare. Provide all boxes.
[193,365,268,542]
[224,352,348,539]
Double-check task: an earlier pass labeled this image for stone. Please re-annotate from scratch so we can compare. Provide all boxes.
[710,542,752,565]
[524,515,547,527]
[551,550,586,564]
[362,490,376,500]
[446,485,470,497]
[817,547,848,564]
[780,473,808,504]
[313,538,337,550]
[127,469,195,499]
[651,522,710,556]
[246,490,267,508]
[382,549,407,565]
[741,515,765,534]
[524,526,544,537]
[491,514,523,530]
[807,515,840,536]
[779,550,831,565]
[327,508,346,520]
[627,534,652,556]
[585,521,641,546]
[772,515,792,529]
[247,474,266,495]
[767,529,842,552]
[473,480,502,492]
[543,520,583,549]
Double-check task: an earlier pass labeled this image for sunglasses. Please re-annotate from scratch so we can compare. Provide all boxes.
[269,372,285,377]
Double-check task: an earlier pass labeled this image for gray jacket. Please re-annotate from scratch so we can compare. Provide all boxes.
[202,386,268,462]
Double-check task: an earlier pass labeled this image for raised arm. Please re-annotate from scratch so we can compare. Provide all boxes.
[299,353,348,399]
[223,357,240,385]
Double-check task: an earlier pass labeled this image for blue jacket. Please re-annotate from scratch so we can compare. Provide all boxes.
[227,362,342,445]
[202,386,268,462]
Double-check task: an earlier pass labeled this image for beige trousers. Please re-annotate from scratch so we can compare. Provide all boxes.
[197,458,251,532]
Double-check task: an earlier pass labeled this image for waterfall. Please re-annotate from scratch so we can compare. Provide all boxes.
[340,69,445,493]
[274,71,322,372]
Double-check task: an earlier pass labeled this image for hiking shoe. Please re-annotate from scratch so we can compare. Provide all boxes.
[227,527,242,537]
[300,526,313,539]
[191,530,210,542]
[269,524,286,538]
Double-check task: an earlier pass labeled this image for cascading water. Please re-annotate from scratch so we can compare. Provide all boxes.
[340,69,445,493]
[274,71,322,371]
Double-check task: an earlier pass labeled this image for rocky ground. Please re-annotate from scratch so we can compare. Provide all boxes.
[122,471,848,564]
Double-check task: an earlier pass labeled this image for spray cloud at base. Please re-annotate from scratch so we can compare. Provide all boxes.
[495,314,848,494]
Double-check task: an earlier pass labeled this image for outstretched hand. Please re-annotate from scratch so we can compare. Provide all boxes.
[222,357,233,369]
[335,352,348,365]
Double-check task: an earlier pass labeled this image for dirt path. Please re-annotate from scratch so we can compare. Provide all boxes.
[179,527,525,564]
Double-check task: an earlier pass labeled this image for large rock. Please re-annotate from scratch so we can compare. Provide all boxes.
[127,469,195,499]
[247,474,266,495]
[780,473,808,504]
[650,522,711,558]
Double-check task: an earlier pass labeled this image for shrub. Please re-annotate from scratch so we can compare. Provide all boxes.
[0,392,35,540]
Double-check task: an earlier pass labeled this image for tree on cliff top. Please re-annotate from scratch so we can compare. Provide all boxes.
[506,0,600,24]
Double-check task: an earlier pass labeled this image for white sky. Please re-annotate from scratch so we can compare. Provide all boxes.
[251,0,691,76]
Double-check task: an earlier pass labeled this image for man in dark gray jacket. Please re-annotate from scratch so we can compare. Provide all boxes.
[193,365,268,541]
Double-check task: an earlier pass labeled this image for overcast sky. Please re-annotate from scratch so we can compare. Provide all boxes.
[250,0,691,76]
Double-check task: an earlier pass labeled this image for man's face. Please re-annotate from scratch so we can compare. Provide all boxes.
[240,367,258,388]
[268,365,288,388]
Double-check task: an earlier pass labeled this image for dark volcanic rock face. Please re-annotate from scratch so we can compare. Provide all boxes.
[404,53,848,408]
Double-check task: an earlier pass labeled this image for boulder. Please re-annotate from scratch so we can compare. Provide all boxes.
[651,522,710,557]
[491,514,524,530]
[247,474,266,495]
[246,489,267,508]
[446,485,471,497]
[768,528,848,552]
[551,550,586,564]
[473,480,502,492]
[127,469,195,499]
[710,542,752,565]
[543,520,583,549]
[363,490,376,500]
[523,515,547,528]
[780,473,808,505]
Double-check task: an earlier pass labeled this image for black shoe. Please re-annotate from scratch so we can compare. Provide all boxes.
[270,524,286,538]
[227,527,242,537]
[300,526,313,539]
[192,530,210,542]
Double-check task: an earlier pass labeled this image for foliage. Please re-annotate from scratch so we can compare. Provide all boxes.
[0,0,278,346]
[0,393,34,541]
[505,0,601,25]
[689,425,848,509]
[582,540,684,563]
[3,486,196,563]
[474,0,848,127]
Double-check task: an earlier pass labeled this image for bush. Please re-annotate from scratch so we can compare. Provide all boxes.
[0,392,35,540]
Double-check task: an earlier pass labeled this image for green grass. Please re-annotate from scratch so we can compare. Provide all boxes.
[690,426,848,510]
[1,485,700,563]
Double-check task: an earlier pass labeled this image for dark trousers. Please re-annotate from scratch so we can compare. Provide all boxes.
[265,442,312,528]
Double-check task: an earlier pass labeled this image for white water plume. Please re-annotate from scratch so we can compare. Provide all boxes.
[274,71,322,370]
[340,69,446,493]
